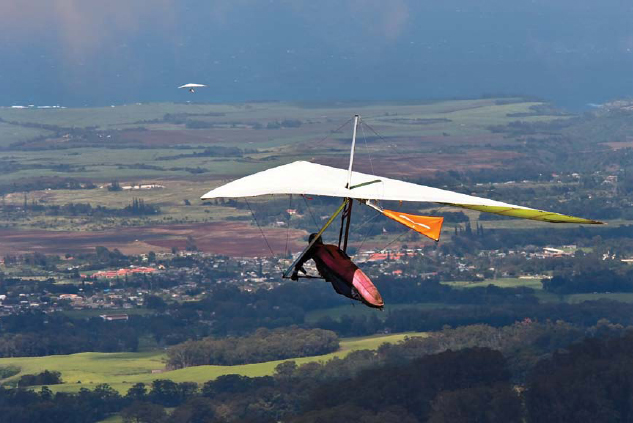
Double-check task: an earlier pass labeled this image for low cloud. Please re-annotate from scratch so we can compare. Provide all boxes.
[0,0,176,58]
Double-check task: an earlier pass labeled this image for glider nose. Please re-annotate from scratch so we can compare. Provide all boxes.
[352,269,384,308]
[366,290,384,308]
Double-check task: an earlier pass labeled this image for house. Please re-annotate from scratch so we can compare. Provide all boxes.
[99,314,129,322]
[59,294,81,301]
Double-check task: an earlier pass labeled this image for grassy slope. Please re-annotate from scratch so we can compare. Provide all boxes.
[444,278,544,290]
[0,332,426,394]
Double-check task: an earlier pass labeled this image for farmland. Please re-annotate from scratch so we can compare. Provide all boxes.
[0,99,613,258]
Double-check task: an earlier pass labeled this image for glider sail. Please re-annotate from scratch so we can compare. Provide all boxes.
[201,160,602,225]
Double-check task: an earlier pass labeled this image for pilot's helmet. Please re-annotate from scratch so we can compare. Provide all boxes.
[309,233,323,244]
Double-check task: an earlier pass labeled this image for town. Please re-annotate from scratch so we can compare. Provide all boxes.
[0,238,623,319]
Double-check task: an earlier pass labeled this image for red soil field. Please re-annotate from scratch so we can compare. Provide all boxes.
[0,222,307,258]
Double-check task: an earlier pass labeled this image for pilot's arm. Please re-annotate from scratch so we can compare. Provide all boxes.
[291,250,313,280]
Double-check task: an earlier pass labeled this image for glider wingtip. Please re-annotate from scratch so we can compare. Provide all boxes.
[571,219,604,225]
[573,217,604,225]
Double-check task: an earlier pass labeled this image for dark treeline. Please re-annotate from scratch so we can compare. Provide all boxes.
[17,370,62,388]
[543,270,633,294]
[157,146,254,160]
[0,159,86,175]
[0,312,139,357]
[14,199,160,217]
[0,177,96,195]
[295,348,519,423]
[526,331,633,422]
[2,325,633,422]
[167,327,339,368]
[377,301,633,337]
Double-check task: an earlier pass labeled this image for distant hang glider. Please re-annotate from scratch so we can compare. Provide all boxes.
[178,83,207,93]
[201,115,602,281]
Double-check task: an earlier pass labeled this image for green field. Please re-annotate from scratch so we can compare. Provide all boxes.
[444,278,544,290]
[0,332,427,394]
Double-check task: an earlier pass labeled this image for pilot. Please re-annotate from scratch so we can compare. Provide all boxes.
[291,233,384,309]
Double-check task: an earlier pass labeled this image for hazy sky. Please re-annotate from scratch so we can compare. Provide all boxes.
[1,0,632,108]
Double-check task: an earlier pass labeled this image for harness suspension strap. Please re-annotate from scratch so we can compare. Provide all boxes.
[285,195,293,257]
[343,199,353,253]
[338,203,346,249]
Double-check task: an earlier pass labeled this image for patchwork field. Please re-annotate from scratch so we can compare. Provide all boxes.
[0,99,603,258]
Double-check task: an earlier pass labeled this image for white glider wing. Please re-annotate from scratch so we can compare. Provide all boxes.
[178,83,207,89]
[201,161,601,224]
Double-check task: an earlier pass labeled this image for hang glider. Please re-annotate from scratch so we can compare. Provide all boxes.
[178,83,207,93]
[200,160,602,226]
[201,115,602,283]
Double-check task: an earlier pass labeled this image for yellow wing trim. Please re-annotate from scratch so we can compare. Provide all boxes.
[449,204,603,225]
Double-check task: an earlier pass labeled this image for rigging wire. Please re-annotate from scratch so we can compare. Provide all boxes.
[361,120,439,177]
[314,116,355,146]
[244,197,276,257]
[351,209,382,261]
[302,195,320,231]
[381,228,413,253]
[362,119,457,218]
[284,195,293,257]
[360,121,376,177]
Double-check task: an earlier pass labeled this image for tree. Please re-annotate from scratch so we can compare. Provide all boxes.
[169,397,216,423]
[108,181,122,192]
[185,236,198,252]
[428,384,522,423]
[146,295,167,311]
[149,379,181,407]
[178,382,199,402]
[126,383,148,402]
[274,361,298,380]
[121,401,166,423]
[526,334,633,423]
[39,386,53,401]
